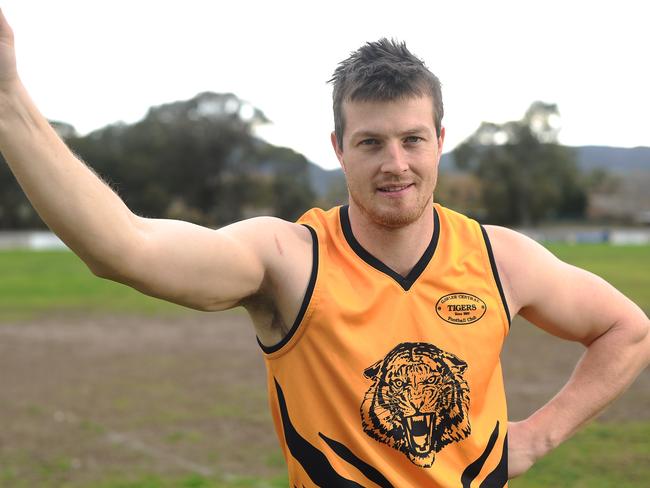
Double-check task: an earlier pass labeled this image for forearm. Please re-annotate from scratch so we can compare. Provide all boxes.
[524,314,650,458]
[0,81,139,274]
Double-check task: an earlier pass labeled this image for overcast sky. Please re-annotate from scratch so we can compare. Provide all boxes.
[4,0,649,169]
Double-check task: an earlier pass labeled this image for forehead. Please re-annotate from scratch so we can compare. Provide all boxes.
[343,96,436,139]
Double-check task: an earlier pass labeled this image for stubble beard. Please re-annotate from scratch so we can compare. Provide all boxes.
[349,185,433,229]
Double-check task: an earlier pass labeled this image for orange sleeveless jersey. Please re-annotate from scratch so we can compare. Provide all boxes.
[258,204,511,488]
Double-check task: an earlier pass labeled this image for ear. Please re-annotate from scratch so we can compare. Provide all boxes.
[331,131,346,173]
[437,126,446,157]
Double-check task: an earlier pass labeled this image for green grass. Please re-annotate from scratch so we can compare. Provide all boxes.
[546,243,650,312]
[0,250,192,321]
[4,421,645,487]
[85,475,288,488]
[0,245,648,486]
[511,422,650,487]
[0,472,290,488]
[88,475,290,488]
[1,244,648,321]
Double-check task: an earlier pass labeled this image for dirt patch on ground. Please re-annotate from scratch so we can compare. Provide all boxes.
[0,311,648,485]
[503,317,650,422]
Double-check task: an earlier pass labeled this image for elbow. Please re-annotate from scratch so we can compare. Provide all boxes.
[630,311,650,358]
[85,231,146,282]
[87,260,120,281]
[595,309,650,371]
[85,247,138,282]
[641,317,650,367]
[619,313,650,369]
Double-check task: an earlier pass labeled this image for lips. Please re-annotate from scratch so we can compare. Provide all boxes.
[377,183,413,193]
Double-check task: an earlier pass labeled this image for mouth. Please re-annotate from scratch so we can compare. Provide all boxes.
[402,413,436,455]
[377,183,414,194]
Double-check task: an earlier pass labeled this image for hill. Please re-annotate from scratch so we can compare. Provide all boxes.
[308,145,649,199]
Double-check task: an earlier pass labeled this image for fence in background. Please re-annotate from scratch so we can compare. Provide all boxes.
[518,227,650,245]
[1,227,650,251]
[0,231,68,250]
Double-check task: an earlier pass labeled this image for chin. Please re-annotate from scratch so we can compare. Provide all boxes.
[354,195,428,229]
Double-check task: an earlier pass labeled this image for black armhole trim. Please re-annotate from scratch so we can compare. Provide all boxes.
[339,205,439,291]
[480,226,511,325]
[257,224,318,354]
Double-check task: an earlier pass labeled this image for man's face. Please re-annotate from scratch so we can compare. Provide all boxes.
[331,96,445,228]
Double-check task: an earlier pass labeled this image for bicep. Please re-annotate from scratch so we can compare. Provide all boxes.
[104,216,276,312]
[519,259,630,344]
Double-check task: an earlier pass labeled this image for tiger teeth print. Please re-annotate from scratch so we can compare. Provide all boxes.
[360,342,471,468]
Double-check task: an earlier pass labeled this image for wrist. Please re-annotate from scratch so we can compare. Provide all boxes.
[521,409,564,461]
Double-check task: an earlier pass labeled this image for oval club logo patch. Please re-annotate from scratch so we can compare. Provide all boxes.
[436,293,487,325]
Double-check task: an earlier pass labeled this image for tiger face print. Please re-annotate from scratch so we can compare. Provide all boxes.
[360,342,471,468]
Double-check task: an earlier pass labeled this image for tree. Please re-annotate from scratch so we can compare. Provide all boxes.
[65,92,316,227]
[453,102,587,226]
[1,92,318,229]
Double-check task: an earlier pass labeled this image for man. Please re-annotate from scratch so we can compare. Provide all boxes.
[0,10,648,487]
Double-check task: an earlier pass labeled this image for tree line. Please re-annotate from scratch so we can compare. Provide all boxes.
[0,92,316,229]
[0,94,602,229]
[443,101,589,226]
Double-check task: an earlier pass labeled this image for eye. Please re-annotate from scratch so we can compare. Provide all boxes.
[359,138,379,146]
[404,136,423,144]
[426,377,436,384]
[393,379,404,388]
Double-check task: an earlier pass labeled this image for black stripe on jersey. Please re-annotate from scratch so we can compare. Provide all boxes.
[480,226,512,325]
[319,432,394,488]
[274,379,364,488]
[461,421,500,488]
[340,205,440,291]
[480,434,508,488]
[257,224,318,354]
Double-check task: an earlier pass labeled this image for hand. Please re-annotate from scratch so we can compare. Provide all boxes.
[0,8,19,90]
[507,420,542,479]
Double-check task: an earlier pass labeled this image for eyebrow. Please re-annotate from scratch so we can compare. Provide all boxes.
[350,125,432,140]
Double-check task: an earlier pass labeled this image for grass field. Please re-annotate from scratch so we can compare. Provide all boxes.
[0,250,188,321]
[546,243,650,312]
[0,244,648,487]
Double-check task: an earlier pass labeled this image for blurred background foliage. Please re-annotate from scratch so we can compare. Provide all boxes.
[0,92,331,229]
[0,94,648,229]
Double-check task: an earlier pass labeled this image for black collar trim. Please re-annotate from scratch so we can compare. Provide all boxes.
[339,205,440,291]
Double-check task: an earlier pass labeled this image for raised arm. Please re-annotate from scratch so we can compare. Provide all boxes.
[0,10,308,315]
[485,225,650,478]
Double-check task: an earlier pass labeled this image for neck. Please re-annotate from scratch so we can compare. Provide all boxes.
[347,200,435,277]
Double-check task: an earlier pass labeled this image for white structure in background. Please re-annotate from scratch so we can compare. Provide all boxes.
[504,228,650,246]
[0,231,69,250]
[1,227,649,251]
[609,230,650,246]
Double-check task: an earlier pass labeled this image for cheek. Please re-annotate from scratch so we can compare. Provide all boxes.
[346,164,373,185]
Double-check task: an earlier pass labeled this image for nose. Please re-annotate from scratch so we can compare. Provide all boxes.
[380,141,409,175]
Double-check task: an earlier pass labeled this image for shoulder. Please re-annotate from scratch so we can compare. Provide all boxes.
[225,215,312,262]
[296,205,341,232]
[482,225,562,272]
[482,225,568,317]
[483,225,647,344]
[208,216,313,286]
[483,225,544,256]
